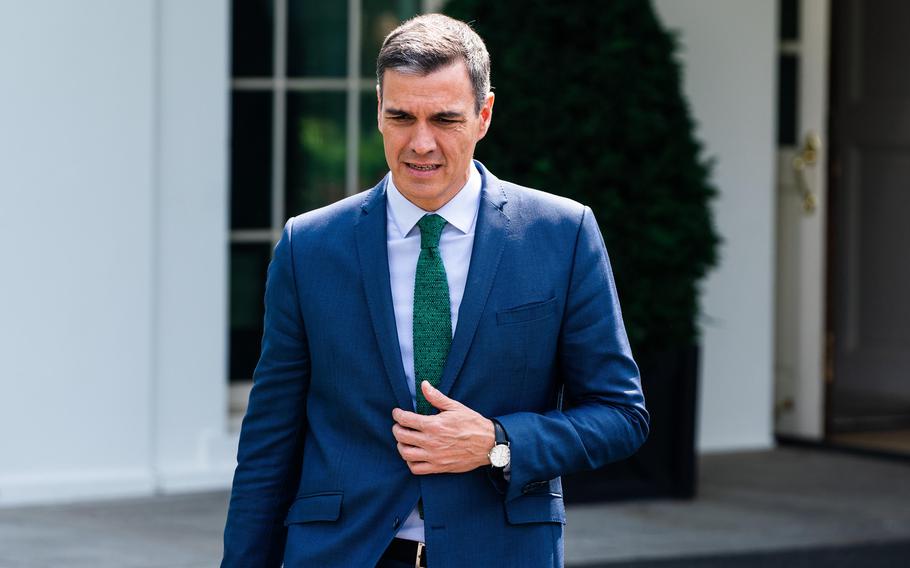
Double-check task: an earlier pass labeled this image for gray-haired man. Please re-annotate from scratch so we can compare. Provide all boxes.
[222,13,648,567]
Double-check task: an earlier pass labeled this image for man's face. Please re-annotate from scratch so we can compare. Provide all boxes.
[378,61,494,211]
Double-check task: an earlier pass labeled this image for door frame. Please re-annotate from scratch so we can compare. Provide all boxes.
[773,0,830,442]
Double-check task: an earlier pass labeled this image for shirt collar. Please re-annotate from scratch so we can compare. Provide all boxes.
[386,163,482,238]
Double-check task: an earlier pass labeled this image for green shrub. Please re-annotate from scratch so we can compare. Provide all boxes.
[445,0,720,352]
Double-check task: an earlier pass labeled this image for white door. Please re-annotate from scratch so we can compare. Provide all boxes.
[774,0,830,440]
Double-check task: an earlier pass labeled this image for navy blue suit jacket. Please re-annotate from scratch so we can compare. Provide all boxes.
[222,162,648,567]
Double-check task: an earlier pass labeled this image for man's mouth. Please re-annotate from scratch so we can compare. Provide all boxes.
[406,162,441,172]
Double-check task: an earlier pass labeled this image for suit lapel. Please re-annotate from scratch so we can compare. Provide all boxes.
[437,163,510,398]
[354,179,414,412]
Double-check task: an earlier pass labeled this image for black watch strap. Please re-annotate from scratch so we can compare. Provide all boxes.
[492,419,509,445]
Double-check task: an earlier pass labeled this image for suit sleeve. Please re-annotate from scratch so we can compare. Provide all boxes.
[495,206,649,502]
[222,219,310,567]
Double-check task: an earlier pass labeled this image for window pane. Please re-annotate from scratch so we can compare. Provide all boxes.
[360,91,389,190]
[287,1,348,77]
[231,91,273,229]
[777,54,798,146]
[361,0,420,78]
[231,0,274,77]
[780,0,799,41]
[230,243,272,382]
[285,93,347,216]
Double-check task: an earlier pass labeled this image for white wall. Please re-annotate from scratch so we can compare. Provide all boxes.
[0,0,231,506]
[0,0,777,506]
[0,0,157,505]
[154,0,234,491]
[654,0,778,451]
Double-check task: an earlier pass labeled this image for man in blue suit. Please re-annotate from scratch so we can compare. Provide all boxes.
[223,13,648,567]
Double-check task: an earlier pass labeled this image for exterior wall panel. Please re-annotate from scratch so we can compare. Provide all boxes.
[655,0,778,451]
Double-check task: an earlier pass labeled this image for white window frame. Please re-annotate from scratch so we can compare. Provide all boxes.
[229,0,439,414]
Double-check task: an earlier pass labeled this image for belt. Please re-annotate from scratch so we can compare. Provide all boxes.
[381,538,426,568]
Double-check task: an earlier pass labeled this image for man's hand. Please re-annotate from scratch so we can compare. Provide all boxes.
[392,381,496,475]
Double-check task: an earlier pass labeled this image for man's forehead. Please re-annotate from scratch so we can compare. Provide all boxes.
[384,58,471,82]
[381,63,474,110]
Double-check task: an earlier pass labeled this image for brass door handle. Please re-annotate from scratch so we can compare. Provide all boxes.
[792,132,822,214]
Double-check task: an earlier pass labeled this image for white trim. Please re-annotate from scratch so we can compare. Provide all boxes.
[230,229,282,243]
[155,466,236,494]
[271,0,288,238]
[779,40,800,55]
[698,441,776,455]
[0,469,156,508]
[773,0,830,441]
[226,0,426,389]
[157,429,239,493]
[346,0,363,197]
[233,77,374,91]
[148,0,163,491]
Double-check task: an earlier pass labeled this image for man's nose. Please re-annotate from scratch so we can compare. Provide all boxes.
[409,122,436,155]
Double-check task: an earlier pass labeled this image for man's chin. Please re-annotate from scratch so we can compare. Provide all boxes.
[395,183,455,211]
[395,175,439,194]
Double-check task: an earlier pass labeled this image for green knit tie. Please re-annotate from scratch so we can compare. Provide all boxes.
[413,213,451,415]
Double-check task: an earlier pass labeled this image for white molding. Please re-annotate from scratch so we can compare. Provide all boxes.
[155,465,235,493]
[271,0,288,234]
[346,0,363,196]
[698,437,776,454]
[0,460,238,508]
[697,437,777,456]
[773,0,829,441]
[232,77,375,91]
[229,229,282,244]
[0,469,156,508]
[154,429,240,493]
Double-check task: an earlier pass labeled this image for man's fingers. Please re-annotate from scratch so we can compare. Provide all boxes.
[392,423,428,447]
[421,381,463,411]
[397,442,429,463]
[392,408,430,430]
[408,461,436,475]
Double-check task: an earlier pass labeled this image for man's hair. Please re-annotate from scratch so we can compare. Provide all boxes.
[376,14,491,114]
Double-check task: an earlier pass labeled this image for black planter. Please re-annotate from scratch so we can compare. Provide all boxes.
[563,344,699,502]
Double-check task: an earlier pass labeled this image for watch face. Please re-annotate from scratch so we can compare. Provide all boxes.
[490,444,510,468]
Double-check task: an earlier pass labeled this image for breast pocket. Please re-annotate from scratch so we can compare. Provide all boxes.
[496,297,558,326]
[491,297,560,405]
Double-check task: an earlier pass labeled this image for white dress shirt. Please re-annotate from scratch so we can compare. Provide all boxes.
[386,163,482,542]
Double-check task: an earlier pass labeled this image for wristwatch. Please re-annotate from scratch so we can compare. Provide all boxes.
[488,419,511,468]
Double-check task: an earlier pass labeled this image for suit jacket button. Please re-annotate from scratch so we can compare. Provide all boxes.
[393,516,401,529]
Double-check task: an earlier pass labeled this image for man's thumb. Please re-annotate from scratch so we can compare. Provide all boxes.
[422,381,459,410]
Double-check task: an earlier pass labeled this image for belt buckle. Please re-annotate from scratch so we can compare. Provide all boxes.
[415,541,425,568]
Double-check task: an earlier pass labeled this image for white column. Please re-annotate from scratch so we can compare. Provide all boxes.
[153,0,234,492]
[0,0,157,505]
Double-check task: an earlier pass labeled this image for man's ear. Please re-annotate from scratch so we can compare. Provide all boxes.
[478,91,495,140]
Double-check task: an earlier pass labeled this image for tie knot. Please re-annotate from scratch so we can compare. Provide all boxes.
[417,214,447,249]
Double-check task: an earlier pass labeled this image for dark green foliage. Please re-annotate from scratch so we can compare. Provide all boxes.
[445,0,720,352]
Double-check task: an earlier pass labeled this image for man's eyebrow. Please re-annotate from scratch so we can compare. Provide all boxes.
[431,111,467,120]
[382,108,466,120]
[383,108,413,117]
